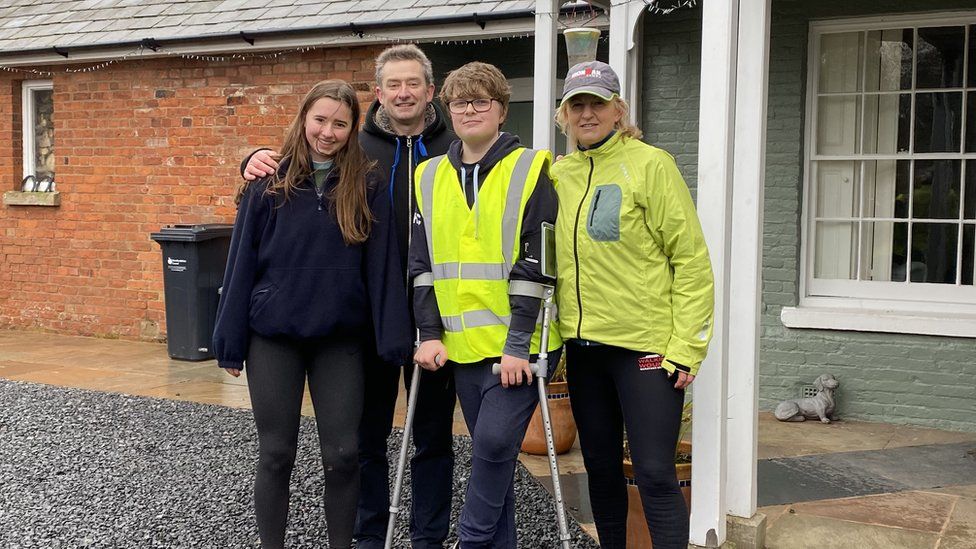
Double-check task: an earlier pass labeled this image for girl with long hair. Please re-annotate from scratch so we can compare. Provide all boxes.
[214,80,412,549]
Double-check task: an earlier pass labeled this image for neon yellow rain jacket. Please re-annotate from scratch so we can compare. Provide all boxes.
[551,132,714,375]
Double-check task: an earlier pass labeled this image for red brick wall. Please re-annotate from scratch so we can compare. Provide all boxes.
[0,45,384,340]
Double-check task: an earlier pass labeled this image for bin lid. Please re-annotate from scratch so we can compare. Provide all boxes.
[150,223,234,243]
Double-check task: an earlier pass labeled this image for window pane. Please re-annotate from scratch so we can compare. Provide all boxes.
[913,160,961,219]
[963,225,974,285]
[863,93,910,153]
[910,222,958,283]
[817,95,861,155]
[816,161,859,218]
[914,92,962,153]
[967,92,976,153]
[966,160,976,219]
[815,221,857,279]
[915,26,964,89]
[865,29,912,92]
[32,88,54,180]
[860,221,908,282]
[970,25,976,87]
[819,32,863,93]
[861,160,910,219]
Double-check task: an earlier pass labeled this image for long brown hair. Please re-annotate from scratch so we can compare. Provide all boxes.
[238,80,375,245]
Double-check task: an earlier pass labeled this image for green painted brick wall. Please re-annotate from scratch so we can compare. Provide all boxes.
[641,0,976,432]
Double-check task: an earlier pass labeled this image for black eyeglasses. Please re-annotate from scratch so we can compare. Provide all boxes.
[447,98,496,114]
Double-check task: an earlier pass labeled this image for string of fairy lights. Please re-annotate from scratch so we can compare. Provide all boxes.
[0,1,695,76]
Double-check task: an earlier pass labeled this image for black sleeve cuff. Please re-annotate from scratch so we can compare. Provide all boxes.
[503,330,533,360]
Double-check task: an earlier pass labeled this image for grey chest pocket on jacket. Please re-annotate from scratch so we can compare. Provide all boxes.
[586,184,622,241]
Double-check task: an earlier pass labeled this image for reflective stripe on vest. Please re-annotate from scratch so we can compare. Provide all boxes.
[415,147,561,362]
[441,305,552,332]
[420,151,539,283]
[500,151,538,267]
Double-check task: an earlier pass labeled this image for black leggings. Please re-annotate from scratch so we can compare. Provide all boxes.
[565,341,687,549]
[246,332,365,549]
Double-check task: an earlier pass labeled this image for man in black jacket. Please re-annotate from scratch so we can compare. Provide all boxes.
[242,44,457,549]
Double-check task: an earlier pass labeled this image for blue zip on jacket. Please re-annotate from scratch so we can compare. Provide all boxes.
[213,161,413,370]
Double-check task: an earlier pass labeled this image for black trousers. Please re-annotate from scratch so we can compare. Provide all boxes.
[565,341,688,549]
[246,332,365,549]
[354,355,457,549]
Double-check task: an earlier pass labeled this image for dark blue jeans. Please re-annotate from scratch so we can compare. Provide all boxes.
[354,355,456,549]
[453,351,560,549]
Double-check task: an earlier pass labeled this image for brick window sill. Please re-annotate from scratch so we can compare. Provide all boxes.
[3,191,60,207]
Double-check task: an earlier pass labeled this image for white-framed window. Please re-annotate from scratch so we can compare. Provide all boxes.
[785,12,976,337]
[22,80,54,181]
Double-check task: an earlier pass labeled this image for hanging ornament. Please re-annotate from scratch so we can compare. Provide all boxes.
[643,0,698,15]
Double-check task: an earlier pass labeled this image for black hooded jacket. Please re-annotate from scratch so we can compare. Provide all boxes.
[408,132,559,360]
[360,99,456,275]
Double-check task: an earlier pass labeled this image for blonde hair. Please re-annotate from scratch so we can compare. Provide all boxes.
[555,95,642,141]
[236,80,375,245]
[439,62,511,114]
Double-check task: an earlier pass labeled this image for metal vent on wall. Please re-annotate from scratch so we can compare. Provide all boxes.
[800,386,818,399]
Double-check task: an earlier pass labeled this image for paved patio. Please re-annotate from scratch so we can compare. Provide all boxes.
[1,329,974,548]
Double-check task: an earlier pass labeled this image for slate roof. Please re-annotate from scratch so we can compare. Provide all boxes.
[0,0,540,54]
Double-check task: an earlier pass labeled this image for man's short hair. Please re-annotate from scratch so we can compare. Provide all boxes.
[374,44,434,87]
[438,62,511,112]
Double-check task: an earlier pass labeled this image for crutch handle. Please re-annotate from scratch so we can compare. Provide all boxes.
[491,362,543,376]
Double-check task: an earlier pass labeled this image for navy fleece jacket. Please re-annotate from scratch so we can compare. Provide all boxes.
[213,161,413,370]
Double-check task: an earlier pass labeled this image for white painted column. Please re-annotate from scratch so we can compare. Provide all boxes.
[608,0,643,121]
[532,0,560,151]
[726,0,770,519]
[691,0,738,546]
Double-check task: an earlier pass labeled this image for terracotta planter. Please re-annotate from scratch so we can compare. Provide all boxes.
[624,441,692,548]
[520,381,578,455]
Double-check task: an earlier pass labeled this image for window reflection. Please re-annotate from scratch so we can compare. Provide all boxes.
[32,88,54,180]
[914,92,962,153]
[916,26,964,89]
[910,223,959,283]
[913,160,961,220]
[865,29,912,92]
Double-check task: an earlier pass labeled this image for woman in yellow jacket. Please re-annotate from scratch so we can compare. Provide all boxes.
[550,61,714,549]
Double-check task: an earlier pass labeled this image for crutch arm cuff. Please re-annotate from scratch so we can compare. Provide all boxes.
[508,279,550,298]
[413,272,434,288]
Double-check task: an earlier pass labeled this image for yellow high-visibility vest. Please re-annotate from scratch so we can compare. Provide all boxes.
[413,147,562,364]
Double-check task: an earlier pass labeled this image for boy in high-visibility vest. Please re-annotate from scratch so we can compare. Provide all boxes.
[410,62,561,548]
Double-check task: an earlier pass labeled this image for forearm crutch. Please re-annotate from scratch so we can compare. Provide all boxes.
[492,288,572,549]
[384,336,427,549]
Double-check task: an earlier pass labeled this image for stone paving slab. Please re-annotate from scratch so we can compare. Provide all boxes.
[764,512,939,549]
[825,443,976,490]
[758,457,906,506]
[939,496,976,549]
[759,442,976,506]
[789,491,955,533]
